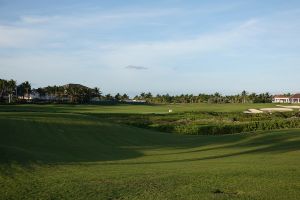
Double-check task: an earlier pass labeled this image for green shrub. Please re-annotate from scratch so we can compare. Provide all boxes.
[162,119,300,135]
[106,111,300,135]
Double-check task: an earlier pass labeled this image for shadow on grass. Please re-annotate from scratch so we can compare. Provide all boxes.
[0,112,299,169]
[84,131,300,166]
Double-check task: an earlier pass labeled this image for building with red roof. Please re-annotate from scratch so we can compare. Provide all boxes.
[273,94,300,103]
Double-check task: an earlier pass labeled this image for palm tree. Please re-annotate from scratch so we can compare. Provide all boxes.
[115,93,122,101]
[145,92,153,102]
[93,87,101,98]
[122,93,129,101]
[105,94,113,101]
[140,92,146,100]
[249,93,257,103]
[22,81,31,100]
[214,92,221,97]
[241,90,248,103]
[66,86,80,103]
[7,79,16,103]
[37,87,46,99]
[0,79,8,101]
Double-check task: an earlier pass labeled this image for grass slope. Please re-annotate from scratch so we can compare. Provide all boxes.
[0,105,299,199]
[0,103,277,114]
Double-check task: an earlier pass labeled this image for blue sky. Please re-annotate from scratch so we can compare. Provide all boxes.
[0,0,300,96]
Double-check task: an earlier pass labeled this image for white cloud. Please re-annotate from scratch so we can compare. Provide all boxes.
[0,5,258,49]
[18,8,179,28]
[95,19,261,68]
[20,16,57,24]
[14,3,241,30]
[0,8,179,48]
[125,65,148,70]
[0,25,47,48]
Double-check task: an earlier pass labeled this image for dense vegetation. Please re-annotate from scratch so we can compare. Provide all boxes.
[1,78,273,104]
[91,111,300,135]
[0,78,101,103]
[0,104,299,200]
[36,84,101,103]
[133,91,273,103]
[0,79,18,103]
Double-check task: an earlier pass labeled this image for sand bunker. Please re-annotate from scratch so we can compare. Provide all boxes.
[260,108,293,112]
[276,105,300,109]
[244,109,263,114]
[244,107,295,114]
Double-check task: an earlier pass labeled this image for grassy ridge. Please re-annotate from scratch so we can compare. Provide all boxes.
[0,104,300,199]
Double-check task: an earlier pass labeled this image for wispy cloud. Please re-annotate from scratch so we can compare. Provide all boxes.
[0,25,47,48]
[20,15,59,25]
[18,8,179,27]
[97,19,262,68]
[0,8,180,48]
[125,65,148,70]
[0,4,255,49]
[17,4,239,27]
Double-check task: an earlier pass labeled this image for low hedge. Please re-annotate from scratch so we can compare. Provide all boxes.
[155,119,300,135]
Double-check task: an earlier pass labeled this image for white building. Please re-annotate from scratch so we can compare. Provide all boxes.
[124,99,147,103]
[272,95,290,103]
[273,94,300,103]
[290,94,300,103]
[18,93,36,100]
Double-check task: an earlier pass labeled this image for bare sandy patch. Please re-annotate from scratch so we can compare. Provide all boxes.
[260,108,293,112]
[276,105,300,109]
[243,109,263,114]
[244,107,295,114]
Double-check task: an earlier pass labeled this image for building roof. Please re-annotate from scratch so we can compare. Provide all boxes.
[290,93,300,99]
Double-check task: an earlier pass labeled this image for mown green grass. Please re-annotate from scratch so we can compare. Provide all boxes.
[0,104,300,199]
[0,103,277,114]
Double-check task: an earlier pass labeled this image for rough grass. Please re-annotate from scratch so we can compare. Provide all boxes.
[88,111,300,135]
[0,104,299,199]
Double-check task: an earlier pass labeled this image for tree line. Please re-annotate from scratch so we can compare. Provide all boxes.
[0,79,102,103]
[133,91,272,104]
[0,79,31,103]
[36,85,101,103]
[0,78,273,104]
